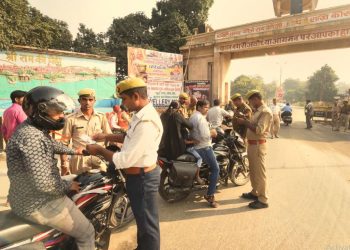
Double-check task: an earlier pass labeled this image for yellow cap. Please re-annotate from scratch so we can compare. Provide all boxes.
[179,92,189,100]
[246,89,261,100]
[116,77,146,96]
[78,88,95,97]
[231,93,242,100]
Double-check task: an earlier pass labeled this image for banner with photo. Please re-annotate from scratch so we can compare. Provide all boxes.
[127,47,183,108]
[184,80,211,101]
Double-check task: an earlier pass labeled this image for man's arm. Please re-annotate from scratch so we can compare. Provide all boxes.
[59,117,73,173]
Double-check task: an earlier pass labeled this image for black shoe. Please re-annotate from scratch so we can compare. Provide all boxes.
[248,200,268,209]
[241,192,258,201]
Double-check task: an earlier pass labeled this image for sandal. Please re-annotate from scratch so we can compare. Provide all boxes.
[204,195,219,208]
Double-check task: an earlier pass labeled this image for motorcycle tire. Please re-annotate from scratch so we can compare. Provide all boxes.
[109,191,134,230]
[230,155,250,186]
[159,169,191,203]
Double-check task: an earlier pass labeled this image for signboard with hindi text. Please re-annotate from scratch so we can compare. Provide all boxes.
[184,80,210,101]
[127,47,183,108]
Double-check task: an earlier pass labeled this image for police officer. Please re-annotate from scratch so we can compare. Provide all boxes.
[236,90,272,209]
[86,78,163,250]
[231,93,252,139]
[60,88,112,175]
[178,92,190,118]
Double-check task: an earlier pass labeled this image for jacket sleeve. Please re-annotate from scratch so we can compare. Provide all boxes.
[51,138,76,155]
[176,113,193,130]
[17,137,71,195]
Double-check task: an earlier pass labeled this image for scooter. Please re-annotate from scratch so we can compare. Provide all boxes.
[281,111,293,126]
[0,147,134,250]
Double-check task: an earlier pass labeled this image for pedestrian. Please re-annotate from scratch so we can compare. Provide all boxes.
[178,92,190,118]
[60,88,112,175]
[119,104,131,129]
[107,105,122,132]
[305,99,314,129]
[1,90,27,143]
[207,99,232,128]
[224,100,235,112]
[335,100,350,132]
[7,86,95,250]
[86,77,163,250]
[187,96,198,117]
[231,93,252,139]
[269,98,281,138]
[331,101,341,130]
[189,100,220,208]
[236,90,272,209]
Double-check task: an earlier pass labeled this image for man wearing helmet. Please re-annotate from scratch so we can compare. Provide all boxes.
[6,86,95,250]
[60,88,112,175]
[236,90,272,209]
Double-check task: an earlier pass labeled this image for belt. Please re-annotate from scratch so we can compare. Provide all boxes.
[247,140,266,145]
[124,164,157,175]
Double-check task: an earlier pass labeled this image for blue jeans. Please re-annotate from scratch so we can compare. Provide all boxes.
[126,167,160,250]
[195,147,220,196]
[186,147,203,168]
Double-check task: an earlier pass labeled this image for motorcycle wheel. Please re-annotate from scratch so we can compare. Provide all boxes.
[230,155,250,186]
[159,169,191,202]
[109,191,134,229]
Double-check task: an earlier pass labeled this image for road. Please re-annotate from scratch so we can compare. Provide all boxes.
[1,107,350,250]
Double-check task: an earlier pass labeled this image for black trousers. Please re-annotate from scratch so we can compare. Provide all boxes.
[126,167,160,250]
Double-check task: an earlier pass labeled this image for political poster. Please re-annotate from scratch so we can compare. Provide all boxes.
[127,47,183,108]
[184,80,211,101]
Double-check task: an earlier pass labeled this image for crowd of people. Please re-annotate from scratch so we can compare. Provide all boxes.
[1,80,275,250]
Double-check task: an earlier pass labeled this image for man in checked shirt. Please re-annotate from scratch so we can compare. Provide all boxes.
[86,77,163,250]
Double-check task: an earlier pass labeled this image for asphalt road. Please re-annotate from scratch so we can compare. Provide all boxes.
[1,107,350,250]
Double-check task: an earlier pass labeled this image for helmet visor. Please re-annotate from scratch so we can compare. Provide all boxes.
[41,94,76,114]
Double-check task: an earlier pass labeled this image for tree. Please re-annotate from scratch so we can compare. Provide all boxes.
[73,24,106,54]
[283,78,307,103]
[336,81,350,96]
[0,0,72,50]
[106,13,153,81]
[231,75,266,98]
[306,64,338,102]
[151,0,214,53]
[263,81,277,100]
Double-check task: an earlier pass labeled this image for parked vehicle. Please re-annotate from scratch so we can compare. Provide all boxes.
[0,147,133,250]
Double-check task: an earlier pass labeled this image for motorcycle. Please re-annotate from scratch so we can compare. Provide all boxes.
[213,128,250,186]
[0,147,134,250]
[281,111,293,126]
[158,128,249,203]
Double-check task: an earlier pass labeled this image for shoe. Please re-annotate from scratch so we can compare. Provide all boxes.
[241,192,258,201]
[196,176,205,185]
[274,134,279,138]
[270,136,274,139]
[248,200,268,209]
[204,195,219,208]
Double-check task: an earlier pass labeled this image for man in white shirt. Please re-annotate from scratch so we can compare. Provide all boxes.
[207,99,232,128]
[190,100,220,208]
[86,77,163,250]
[269,98,281,138]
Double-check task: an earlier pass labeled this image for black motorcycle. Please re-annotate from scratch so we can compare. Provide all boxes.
[281,111,293,126]
[0,147,134,250]
[158,128,249,203]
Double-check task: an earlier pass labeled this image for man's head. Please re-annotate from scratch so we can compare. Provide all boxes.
[213,99,221,106]
[78,88,96,112]
[196,100,210,116]
[113,105,121,113]
[231,93,243,107]
[306,99,311,104]
[246,90,263,109]
[189,96,198,108]
[286,102,290,106]
[273,98,277,105]
[179,92,189,105]
[116,77,148,112]
[10,90,27,105]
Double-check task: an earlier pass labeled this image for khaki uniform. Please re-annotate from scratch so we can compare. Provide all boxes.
[232,102,252,139]
[62,110,112,174]
[246,104,272,204]
[179,104,189,119]
[336,104,350,131]
[270,104,281,136]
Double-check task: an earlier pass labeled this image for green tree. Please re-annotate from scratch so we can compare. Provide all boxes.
[106,12,153,81]
[231,75,266,98]
[151,0,214,53]
[263,81,277,100]
[283,78,307,103]
[73,24,105,54]
[306,64,338,102]
[0,0,72,50]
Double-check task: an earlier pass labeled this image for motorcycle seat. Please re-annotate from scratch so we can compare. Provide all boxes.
[176,154,197,162]
[0,210,51,247]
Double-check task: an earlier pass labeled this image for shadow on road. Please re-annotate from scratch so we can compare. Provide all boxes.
[279,121,350,143]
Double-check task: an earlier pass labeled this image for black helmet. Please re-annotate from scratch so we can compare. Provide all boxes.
[23,86,75,131]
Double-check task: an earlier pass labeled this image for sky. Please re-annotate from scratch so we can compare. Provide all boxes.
[28,0,350,85]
